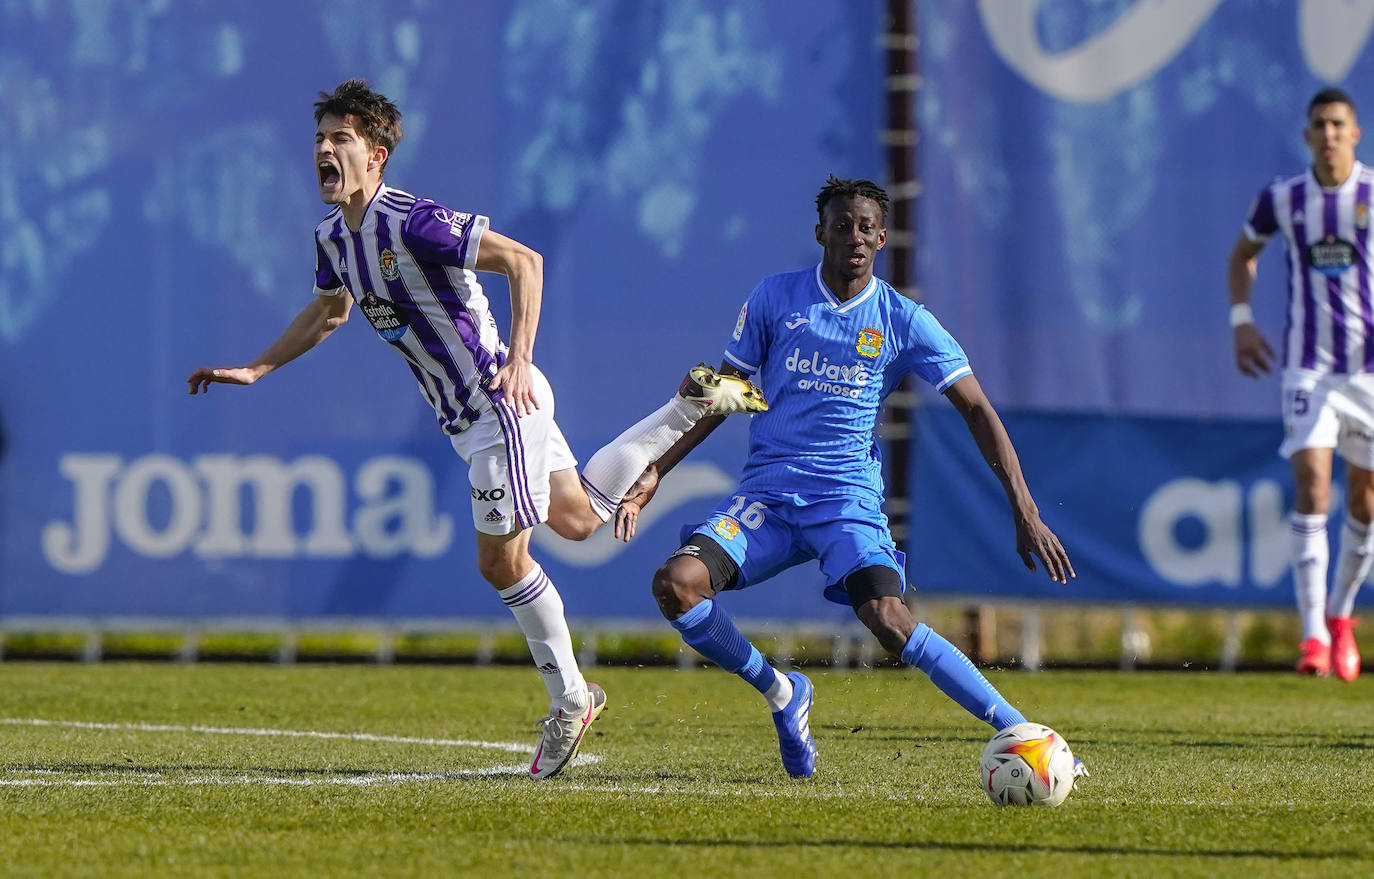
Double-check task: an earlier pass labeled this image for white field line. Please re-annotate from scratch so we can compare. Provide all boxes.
[0,716,602,786]
[0,717,531,752]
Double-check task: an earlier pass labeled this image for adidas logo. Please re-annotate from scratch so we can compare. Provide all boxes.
[484,508,505,523]
[537,662,559,674]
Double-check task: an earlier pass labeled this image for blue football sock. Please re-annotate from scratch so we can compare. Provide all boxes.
[671,599,776,695]
[901,623,1026,730]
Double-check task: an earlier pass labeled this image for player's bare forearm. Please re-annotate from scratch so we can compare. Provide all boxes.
[945,375,1074,582]
[477,230,543,414]
[187,294,349,394]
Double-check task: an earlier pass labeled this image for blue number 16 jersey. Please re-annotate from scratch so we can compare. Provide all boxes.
[723,264,971,501]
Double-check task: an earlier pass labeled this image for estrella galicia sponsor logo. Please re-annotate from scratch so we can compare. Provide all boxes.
[783,348,871,398]
[714,518,740,540]
[471,487,507,502]
[360,291,409,342]
[856,327,884,358]
[1308,234,1356,278]
[378,248,400,280]
[434,208,472,238]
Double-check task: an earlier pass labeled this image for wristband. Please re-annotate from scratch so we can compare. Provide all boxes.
[1229,302,1255,328]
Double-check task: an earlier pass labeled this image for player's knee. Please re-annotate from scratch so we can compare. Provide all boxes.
[844,565,912,654]
[651,559,705,620]
[475,545,524,589]
[855,597,916,655]
[545,510,600,541]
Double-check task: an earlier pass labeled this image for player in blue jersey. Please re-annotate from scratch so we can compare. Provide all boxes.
[614,176,1079,779]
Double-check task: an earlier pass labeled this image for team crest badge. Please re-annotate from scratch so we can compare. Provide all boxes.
[714,518,741,540]
[856,328,884,358]
[379,249,400,280]
[1358,202,1370,230]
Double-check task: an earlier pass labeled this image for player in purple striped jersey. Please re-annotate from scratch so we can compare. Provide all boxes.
[186,80,765,778]
[1229,87,1374,681]
[612,177,1079,779]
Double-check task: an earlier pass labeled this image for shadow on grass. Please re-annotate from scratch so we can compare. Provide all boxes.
[589,836,1362,861]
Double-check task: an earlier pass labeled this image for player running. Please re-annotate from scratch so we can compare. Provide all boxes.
[187,79,766,779]
[614,175,1079,779]
[1227,88,1374,681]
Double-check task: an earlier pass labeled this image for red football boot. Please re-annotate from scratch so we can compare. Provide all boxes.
[1327,617,1360,682]
[1295,637,1331,676]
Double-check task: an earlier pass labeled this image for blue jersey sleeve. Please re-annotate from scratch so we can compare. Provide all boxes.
[890,305,972,394]
[723,279,771,375]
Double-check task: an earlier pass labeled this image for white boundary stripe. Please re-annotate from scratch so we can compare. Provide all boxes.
[0,716,606,786]
[0,717,531,753]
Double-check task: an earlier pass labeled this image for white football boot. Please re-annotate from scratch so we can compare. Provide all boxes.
[529,682,607,780]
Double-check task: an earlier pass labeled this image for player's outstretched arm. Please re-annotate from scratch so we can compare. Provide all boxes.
[944,374,1075,584]
[475,229,543,416]
[1227,233,1274,377]
[187,292,351,394]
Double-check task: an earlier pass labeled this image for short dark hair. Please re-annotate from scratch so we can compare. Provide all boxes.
[314,79,403,172]
[815,174,889,224]
[1308,87,1357,120]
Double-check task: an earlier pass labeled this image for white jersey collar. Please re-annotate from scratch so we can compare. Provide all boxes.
[813,263,877,313]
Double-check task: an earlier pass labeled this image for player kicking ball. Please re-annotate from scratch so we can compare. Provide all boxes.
[186,80,766,779]
[614,176,1081,780]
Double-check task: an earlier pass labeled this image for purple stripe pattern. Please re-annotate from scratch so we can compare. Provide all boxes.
[1323,190,1348,373]
[1360,180,1374,370]
[502,568,550,608]
[1292,180,1318,369]
[491,401,539,529]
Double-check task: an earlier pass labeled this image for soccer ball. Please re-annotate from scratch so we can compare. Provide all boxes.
[979,722,1078,807]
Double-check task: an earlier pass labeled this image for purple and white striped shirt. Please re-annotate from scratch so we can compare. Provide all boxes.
[313,184,506,435]
[1245,161,1374,374]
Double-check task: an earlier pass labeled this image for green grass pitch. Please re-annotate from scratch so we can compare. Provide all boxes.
[0,662,1370,878]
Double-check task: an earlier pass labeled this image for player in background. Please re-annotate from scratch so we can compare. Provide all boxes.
[187,79,766,778]
[1228,87,1374,681]
[613,176,1080,778]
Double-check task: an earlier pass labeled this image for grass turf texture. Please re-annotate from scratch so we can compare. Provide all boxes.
[0,664,1369,878]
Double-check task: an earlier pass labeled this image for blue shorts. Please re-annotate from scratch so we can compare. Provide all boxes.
[683,490,907,606]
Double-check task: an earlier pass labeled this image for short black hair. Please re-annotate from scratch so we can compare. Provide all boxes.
[1308,87,1357,120]
[314,79,403,172]
[816,174,889,225]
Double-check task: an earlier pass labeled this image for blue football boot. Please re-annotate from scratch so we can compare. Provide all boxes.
[771,672,817,777]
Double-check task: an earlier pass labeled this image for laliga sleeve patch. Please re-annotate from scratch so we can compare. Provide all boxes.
[733,303,747,341]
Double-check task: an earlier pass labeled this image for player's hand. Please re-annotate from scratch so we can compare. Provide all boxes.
[1015,513,1075,584]
[613,465,661,542]
[187,366,259,394]
[489,357,538,416]
[1234,324,1275,377]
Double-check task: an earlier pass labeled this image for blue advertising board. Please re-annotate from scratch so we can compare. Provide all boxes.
[6,1,1374,618]
[0,0,875,622]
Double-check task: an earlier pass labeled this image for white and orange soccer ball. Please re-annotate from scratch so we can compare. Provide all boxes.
[979,722,1080,807]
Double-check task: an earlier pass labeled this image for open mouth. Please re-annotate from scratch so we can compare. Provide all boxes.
[318,160,341,191]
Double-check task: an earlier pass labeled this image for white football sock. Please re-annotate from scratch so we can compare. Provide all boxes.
[499,564,587,712]
[1329,515,1374,620]
[1291,512,1331,643]
[579,396,703,520]
[763,670,794,712]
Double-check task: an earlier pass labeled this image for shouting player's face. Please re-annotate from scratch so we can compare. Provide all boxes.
[314,113,385,207]
[816,195,886,285]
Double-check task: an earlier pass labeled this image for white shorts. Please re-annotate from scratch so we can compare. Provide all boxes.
[449,365,577,535]
[1279,369,1374,468]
